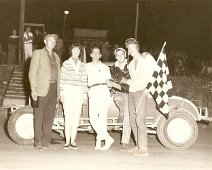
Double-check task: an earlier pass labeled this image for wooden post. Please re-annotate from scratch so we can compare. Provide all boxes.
[18,0,25,65]
[135,2,139,40]
[62,14,66,40]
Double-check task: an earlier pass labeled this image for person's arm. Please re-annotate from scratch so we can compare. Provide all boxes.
[23,33,28,42]
[82,64,88,93]
[120,63,132,85]
[144,54,157,95]
[108,80,121,90]
[27,32,33,40]
[24,32,33,42]
[109,65,115,80]
[28,50,40,100]
[105,65,112,88]
[59,63,67,103]
[81,63,89,105]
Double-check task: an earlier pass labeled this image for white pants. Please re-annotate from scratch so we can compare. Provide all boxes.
[88,86,111,140]
[63,85,83,128]
[24,43,32,60]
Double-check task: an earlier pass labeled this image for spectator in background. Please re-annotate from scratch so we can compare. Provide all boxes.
[54,34,64,61]
[201,59,212,76]
[24,26,33,60]
[101,41,112,62]
[81,40,89,62]
[175,58,187,75]
[33,30,43,51]
[7,29,19,64]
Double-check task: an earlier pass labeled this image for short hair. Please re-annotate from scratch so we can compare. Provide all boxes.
[125,38,140,49]
[44,34,57,41]
[90,46,102,54]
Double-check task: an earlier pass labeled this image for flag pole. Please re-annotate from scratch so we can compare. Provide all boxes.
[162,41,166,49]
[134,2,139,40]
[160,41,166,54]
[18,0,25,65]
[135,93,144,114]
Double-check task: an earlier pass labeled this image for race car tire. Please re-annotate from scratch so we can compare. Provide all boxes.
[156,110,198,149]
[7,107,34,145]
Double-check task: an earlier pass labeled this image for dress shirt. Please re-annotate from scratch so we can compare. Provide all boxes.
[86,62,111,87]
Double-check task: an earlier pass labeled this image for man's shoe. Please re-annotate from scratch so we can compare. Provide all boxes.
[95,145,101,150]
[95,139,101,150]
[69,143,78,150]
[95,143,101,150]
[128,146,139,153]
[43,144,57,150]
[64,144,70,150]
[120,143,128,151]
[35,145,43,152]
[131,148,149,157]
[100,137,114,151]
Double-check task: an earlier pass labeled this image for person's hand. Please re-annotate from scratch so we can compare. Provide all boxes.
[31,89,37,101]
[106,79,112,88]
[144,89,149,96]
[60,96,64,103]
[120,78,127,84]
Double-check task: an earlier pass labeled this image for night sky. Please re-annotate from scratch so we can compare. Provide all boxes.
[0,0,211,60]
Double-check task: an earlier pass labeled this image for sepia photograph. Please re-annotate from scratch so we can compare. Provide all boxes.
[0,0,212,170]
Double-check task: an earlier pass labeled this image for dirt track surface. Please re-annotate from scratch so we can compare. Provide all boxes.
[0,116,212,170]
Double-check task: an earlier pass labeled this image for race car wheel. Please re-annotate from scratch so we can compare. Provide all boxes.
[156,110,198,149]
[7,107,34,145]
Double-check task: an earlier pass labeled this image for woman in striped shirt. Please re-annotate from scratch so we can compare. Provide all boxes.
[60,43,88,150]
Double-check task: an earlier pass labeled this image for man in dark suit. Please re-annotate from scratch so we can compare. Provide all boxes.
[29,34,60,151]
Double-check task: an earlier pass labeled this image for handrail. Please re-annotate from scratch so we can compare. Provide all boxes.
[0,65,16,105]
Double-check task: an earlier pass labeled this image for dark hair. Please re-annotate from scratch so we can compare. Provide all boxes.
[90,46,102,54]
[69,43,84,60]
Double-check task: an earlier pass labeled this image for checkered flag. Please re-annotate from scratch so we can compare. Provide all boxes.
[146,42,172,118]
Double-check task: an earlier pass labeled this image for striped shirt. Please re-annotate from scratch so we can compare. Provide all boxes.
[60,57,88,96]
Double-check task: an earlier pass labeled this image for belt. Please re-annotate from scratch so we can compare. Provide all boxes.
[50,80,57,83]
[89,83,107,88]
[24,42,32,44]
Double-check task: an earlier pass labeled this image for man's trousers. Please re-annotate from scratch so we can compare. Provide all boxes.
[34,83,57,146]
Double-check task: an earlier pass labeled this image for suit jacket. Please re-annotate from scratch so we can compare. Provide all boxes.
[28,47,60,98]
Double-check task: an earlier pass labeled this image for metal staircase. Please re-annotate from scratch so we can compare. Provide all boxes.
[2,65,27,108]
[0,65,9,106]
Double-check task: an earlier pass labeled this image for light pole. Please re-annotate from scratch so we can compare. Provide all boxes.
[62,10,69,40]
